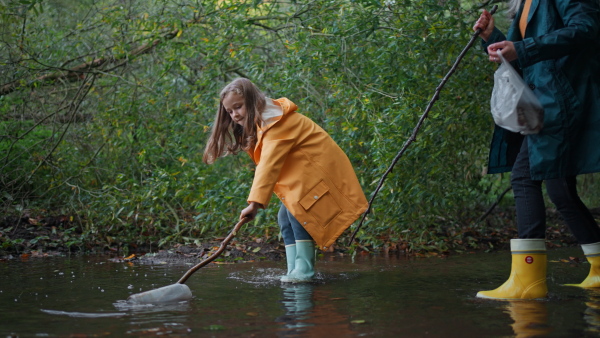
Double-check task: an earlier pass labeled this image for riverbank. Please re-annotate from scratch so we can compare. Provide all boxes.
[0,207,587,262]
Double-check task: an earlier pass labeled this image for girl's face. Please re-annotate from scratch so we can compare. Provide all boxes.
[222,92,247,126]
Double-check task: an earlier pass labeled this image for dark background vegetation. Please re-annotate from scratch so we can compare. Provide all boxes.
[1,0,598,257]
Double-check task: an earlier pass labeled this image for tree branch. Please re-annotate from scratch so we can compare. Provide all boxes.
[348,5,499,245]
[0,29,175,96]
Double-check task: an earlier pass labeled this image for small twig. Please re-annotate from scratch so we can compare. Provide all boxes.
[27,74,96,180]
[348,5,498,245]
[474,186,512,225]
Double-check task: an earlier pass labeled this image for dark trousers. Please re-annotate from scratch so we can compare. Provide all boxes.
[511,137,600,244]
[278,203,312,246]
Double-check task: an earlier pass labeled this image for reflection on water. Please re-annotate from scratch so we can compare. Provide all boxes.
[584,289,600,334]
[504,301,553,337]
[112,299,191,313]
[41,309,128,318]
[1,248,599,336]
[277,284,315,335]
[277,283,356,337]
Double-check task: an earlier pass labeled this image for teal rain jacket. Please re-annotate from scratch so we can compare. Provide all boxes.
[483,0,600,180]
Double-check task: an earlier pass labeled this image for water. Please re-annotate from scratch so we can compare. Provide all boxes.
[1,247,599,337]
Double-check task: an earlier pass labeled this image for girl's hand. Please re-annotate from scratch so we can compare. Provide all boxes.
[487,41,517,63]
[473,9,495,42]
[240,201,263,220]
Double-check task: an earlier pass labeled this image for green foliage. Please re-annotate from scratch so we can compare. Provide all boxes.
[2,0,597,253]
[0,120,53,197]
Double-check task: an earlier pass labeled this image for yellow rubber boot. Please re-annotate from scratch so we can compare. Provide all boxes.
[565,242,600,288]
[477,239,547,300]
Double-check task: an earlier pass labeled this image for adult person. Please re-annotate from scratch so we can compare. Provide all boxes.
[472,0,600,299]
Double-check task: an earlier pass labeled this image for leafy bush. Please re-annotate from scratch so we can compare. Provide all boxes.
[1,0,598,253]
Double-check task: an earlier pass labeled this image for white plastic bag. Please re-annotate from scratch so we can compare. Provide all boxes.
[490,51,544,135]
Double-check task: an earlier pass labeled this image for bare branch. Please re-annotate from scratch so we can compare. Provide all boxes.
[0,29,175,96]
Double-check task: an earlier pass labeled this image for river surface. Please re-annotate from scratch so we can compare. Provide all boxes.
[1,247,600,337]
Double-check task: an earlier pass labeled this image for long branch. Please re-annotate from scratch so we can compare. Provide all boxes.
[177,217,250,284]
[348,5,498,245]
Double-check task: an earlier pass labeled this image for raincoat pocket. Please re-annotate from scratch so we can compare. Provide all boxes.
[299,181,342,228]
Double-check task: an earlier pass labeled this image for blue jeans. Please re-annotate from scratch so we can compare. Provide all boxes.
[278,203,312,246]
[511,137,600,244]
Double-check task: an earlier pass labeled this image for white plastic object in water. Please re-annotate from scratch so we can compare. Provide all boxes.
[127,283,192,304]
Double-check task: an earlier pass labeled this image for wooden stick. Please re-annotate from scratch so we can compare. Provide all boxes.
[348,5,499,245]
[177,217,250,284]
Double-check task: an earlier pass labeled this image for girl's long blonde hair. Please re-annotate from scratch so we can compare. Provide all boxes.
[202,78,266,164]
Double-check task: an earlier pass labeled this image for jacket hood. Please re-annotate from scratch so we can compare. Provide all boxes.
[273,97,297,115]
[259,97,297,130]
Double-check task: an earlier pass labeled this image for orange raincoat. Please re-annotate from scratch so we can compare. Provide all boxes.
[247,98,368,250]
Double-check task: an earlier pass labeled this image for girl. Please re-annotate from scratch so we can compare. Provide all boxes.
[203,78,368,282]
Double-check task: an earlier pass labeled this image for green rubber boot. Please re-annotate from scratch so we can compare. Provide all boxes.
[281,240,315,283]
[282,244,296,277]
